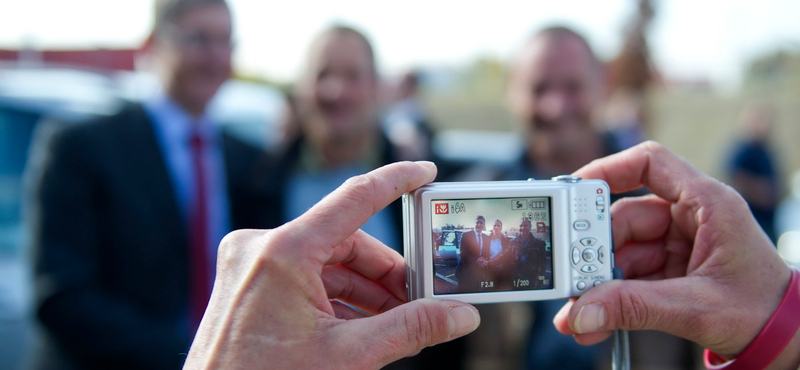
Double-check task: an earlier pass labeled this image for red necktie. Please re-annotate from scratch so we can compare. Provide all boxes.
[189,130,211,331]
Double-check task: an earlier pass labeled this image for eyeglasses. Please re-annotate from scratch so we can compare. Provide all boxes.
[160,24,235,52]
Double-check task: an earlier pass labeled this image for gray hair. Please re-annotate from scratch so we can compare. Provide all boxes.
[153,0,230,35]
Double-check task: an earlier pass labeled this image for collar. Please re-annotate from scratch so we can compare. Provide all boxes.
[507,132,621,180]
[143,89,219,145]
[296,135,384,174]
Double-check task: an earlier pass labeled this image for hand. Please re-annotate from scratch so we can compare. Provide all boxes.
[184,161,480,370]
[552,142,793,360]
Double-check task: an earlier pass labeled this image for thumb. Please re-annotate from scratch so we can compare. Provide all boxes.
[568,278,707,339]
[348,299,480,367]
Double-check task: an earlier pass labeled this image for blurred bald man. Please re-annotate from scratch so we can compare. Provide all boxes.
[456,26,680,370]
[505,26,613,181]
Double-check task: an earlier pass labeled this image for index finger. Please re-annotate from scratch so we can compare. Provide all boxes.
[573,141,750,273]
[572,141,709,203]
[275,161,437,259]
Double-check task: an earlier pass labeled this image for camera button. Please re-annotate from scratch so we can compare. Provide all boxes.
[593,280,602,287]
[580,264,599,273]
[580,237,597,246]
[598,246,606,264]
[596,196,606,213]
[582,248,597,262]
[552,175,581,183]
[571,247,581,265]
[577,280,586,290]
[573,220,590,230]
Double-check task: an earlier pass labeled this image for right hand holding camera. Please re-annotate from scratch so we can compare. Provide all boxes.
[552,142,800,369]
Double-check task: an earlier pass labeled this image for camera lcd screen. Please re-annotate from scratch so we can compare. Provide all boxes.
[430,197,554,295]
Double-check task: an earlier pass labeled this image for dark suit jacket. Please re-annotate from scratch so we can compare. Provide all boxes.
[25,103,270,370]
[455,230,490,292]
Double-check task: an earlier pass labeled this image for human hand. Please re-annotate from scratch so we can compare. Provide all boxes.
[552,142,794,362]
[184,161,480,370]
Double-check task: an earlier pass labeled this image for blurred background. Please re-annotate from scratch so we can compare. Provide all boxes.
[1,0,800,369]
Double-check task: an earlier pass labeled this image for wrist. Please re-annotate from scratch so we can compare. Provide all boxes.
[704,268,800,370]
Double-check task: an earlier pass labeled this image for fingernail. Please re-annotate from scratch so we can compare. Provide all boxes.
[414,161,436,172]
[447,305,480,338]
[574,303,606,334]
[553,303,571,324]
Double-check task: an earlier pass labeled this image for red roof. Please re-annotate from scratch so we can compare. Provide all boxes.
[0,48,139,71]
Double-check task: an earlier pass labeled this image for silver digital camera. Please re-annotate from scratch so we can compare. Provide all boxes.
[403,175,613,304]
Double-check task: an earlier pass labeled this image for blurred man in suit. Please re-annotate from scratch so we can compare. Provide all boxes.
[25,1,270,369]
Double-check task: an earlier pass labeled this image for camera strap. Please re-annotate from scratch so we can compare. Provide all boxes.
[611,267,630,370]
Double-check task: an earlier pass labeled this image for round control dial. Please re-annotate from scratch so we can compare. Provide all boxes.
[570,237,606,275]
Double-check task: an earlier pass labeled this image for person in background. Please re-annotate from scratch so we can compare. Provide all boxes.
[273,89,300,153]
[487,219,514,290]
[382,70,436,161]
[24,1,270,369]
[775,171,800,242]
[503,26,617,182]
[726,103,780,243]
[454,25,689,370]
[259,24,462,370]
[455,215,491,293]
[261,25,404,253]
[512,218,549,290]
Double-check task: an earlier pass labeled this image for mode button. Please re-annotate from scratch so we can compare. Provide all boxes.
[573,220,590,231]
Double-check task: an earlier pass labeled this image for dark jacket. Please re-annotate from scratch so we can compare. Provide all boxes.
[511,233,549,289]
[455,230,491,292]
[25,103,270,370]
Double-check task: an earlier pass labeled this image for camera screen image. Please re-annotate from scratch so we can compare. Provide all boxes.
[431,197,553,295]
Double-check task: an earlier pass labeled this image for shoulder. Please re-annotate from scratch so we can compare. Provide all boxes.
[220,132,267,162]
[35,103,147,160]
[63,102,148,141]
[601,131,625,156]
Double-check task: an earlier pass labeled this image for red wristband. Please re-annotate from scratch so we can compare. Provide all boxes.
[704,268,800,370]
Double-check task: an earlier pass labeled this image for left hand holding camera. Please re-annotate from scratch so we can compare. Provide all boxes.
[184,161,480,370]
[552,142,799,368]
